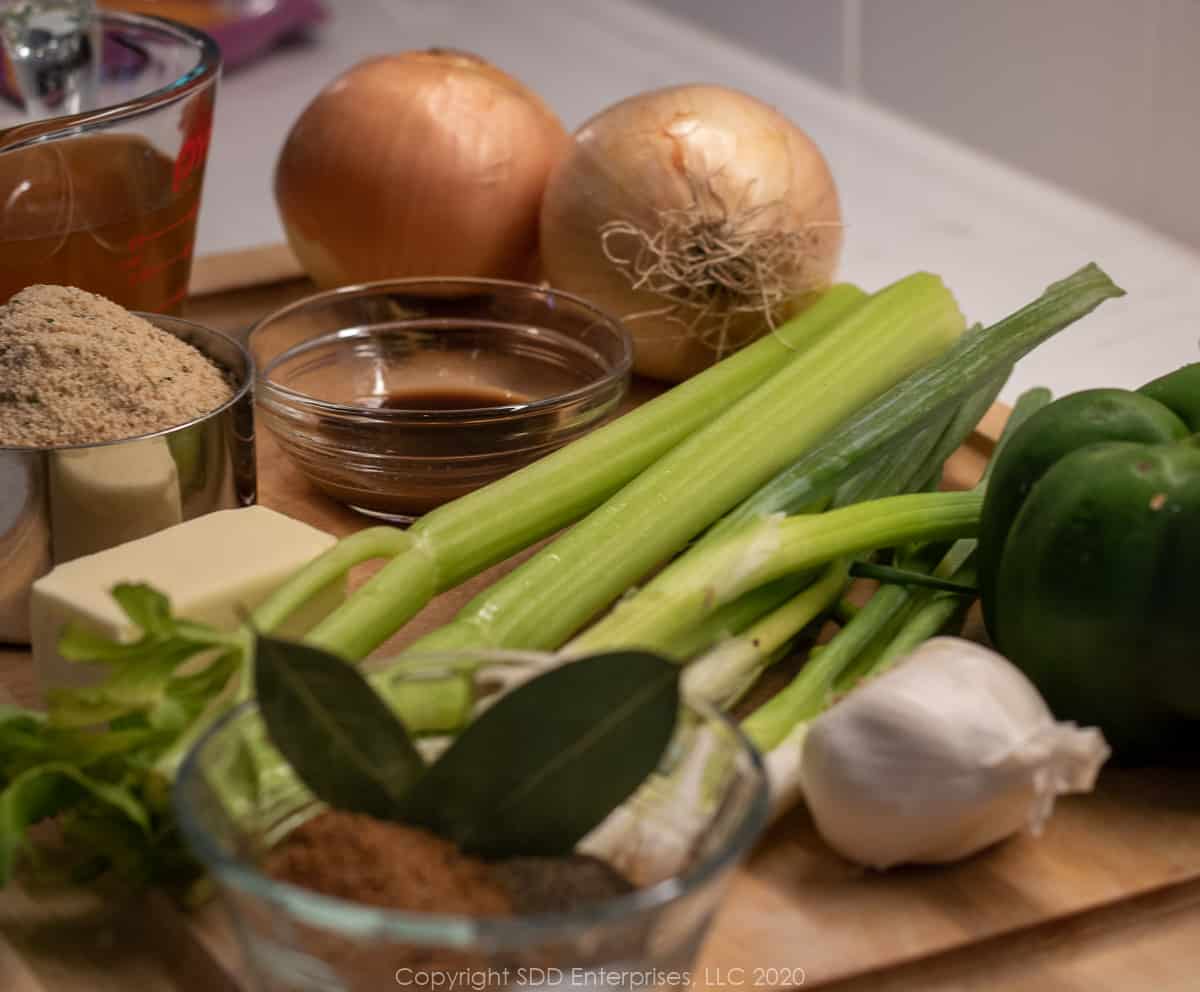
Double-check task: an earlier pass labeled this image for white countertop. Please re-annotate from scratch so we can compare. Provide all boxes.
[201,0,1200,401]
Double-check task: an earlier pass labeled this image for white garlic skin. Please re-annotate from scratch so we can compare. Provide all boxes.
[800,637,1109,869]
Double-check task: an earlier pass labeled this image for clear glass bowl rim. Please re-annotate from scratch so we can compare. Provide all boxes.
[0,313,253,453]
[0,12,222,156]
[248,277,635,423]
[174,693,769,947]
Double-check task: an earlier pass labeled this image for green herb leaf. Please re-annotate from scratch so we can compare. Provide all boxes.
[253,634,426,819]
[51,587,242,736]
[111,583,174,639]
[0,763,148,885]
[402,651,680,858]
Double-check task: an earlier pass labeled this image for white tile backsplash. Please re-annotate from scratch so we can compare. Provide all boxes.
[1146,0,1200,248]
[638,0,1200,255]
[634,0,846,87]
[859,0,1156,219]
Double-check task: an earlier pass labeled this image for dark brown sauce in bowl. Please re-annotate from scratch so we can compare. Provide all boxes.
[368,385,530,412]
[251,281,633,524]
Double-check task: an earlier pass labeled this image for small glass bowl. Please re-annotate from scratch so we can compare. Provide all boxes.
[174,679,768,992]
[248,279,633,522]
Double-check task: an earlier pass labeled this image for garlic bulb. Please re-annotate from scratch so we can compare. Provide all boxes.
[800,637,1109,869]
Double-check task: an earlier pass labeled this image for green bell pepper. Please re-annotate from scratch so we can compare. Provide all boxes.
[978,363,1200,757]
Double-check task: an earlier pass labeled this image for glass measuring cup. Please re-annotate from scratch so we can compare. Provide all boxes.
[0,9,219,313]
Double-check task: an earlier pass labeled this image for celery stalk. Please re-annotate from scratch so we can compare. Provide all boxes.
[570,489,982,655]
[250,527,414,634]
[304,285,868,660]
[404,274,966,656]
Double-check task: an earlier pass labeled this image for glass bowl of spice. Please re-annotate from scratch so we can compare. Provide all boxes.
[0,285,255,645]
[248,278,632,522]
[174,666,768,992]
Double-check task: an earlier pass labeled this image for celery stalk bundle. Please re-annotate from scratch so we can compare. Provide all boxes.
[0,265,1123,886]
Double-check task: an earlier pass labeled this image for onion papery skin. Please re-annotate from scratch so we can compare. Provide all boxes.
[540,84,843,383]
[275,50,568,288]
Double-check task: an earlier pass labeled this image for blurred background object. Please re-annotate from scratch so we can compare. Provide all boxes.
[101,0,325,68]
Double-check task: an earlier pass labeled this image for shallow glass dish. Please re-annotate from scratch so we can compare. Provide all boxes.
[248,279,633,522]
[175,681,768,992]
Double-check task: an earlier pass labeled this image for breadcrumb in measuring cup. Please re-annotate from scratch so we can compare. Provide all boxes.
[0,285,233,447]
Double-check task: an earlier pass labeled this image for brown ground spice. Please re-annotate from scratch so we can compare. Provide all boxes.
[263,811,514,916]
[262,811,640,991]
[0,284,233,447]
[265,811,635,916]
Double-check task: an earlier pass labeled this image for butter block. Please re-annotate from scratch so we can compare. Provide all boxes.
[31,506,344,695]
[50,439,183,563]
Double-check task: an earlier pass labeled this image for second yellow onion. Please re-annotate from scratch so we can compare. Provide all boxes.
[541,85,843,382]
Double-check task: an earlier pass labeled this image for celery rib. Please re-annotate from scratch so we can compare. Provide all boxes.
[405,274,966,656]
[304,285,868,660]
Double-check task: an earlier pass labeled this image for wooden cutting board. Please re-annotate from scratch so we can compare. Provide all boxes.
[2,250,1199,991]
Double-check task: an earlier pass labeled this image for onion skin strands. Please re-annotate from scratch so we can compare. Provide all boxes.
[400,273,966,657]
[302,286,868,661]
[541,84,843,382]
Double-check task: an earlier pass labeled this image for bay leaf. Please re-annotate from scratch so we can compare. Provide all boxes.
[253,634,425,819]
[400,650,679,858]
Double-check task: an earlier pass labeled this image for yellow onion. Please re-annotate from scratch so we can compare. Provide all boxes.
[275,50,567,288]
[540,85,843,382]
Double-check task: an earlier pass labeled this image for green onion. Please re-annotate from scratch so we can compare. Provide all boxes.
[570,488,982,655]
[709,264,1123,538]
[741,383,1058,753]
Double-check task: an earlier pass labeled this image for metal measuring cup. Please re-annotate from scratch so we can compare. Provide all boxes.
[0,314,255,644]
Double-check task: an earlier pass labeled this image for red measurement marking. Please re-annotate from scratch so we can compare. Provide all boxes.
[126,201,199,253]
[125,244,193,287]
[173,113,212,194]
[163,284,189,309]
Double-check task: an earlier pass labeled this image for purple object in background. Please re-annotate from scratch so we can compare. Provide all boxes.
[210,0,327,71]
[1,1,327,107]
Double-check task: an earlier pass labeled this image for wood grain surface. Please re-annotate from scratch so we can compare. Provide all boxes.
[2,261,1199,992]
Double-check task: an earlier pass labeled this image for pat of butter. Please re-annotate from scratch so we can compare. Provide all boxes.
[50,439,183,563]
[31,506,344,696]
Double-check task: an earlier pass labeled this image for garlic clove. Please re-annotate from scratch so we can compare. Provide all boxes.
[798,637,1110,869]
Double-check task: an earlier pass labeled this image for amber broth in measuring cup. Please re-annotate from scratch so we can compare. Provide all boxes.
[0,11,217,314]
[0,131,203,312]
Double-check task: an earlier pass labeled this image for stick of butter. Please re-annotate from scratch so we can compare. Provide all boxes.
[50,438,183,564]
[31,506,345,696]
